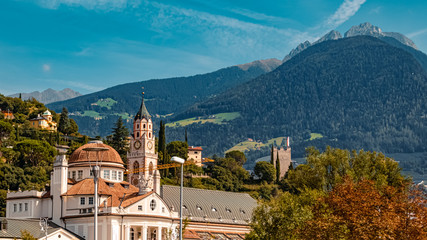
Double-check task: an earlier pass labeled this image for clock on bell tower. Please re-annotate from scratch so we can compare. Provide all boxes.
[127,92,160,194]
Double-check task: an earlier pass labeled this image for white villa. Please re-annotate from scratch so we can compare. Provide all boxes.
[4,94,256,240]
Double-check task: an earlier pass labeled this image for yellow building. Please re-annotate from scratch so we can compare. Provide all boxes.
[29,110,57,131]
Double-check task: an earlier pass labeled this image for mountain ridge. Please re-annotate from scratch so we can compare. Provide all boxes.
[8,88,81,104]
[168,36,427,160]
[47,58,281,136]
[282,22,418,63]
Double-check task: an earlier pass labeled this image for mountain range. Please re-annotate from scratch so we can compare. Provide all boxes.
[282,22,418,63]
[47,59,281,136]
[168,35,427,163]
[45,23,427,166]
[8,88,81,104]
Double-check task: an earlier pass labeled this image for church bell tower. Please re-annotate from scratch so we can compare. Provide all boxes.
[127,92,160,194]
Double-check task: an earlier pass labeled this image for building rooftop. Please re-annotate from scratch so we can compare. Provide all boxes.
[0,218,84,239]
[134,94,151,120]
[69,142,124,165]
[161,185,256,225]
[188,146,203,151]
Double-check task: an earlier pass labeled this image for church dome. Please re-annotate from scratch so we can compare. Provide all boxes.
[69,141,124,165]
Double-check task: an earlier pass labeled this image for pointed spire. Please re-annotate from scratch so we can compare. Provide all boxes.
[134,91,151,120]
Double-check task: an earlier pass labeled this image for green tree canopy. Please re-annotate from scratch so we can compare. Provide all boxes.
[225,150,247,165]
[58,107,78,135]
[166,141,188,160]
[0,120,15,146]
[14,139,56,168]
[254,161,276,183]
[110,117,129,162]
[284,147,409,193]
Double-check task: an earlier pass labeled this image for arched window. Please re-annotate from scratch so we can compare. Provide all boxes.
[136,132,140,138]
[149,133,151,138]
[137,124,139,129]
[143,124,146,129]
[149,162,154,176]
[133,161,139,171]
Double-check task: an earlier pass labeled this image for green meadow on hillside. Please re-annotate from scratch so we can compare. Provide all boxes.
[166,112,240,127]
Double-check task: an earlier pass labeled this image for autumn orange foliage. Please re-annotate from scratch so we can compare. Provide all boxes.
[300,178,427,240]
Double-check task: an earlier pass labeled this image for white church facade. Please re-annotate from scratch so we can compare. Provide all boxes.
[5,94,256,240]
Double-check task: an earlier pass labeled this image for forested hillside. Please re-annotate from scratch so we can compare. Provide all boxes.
[168,36,427,162]
[47,59,281,136]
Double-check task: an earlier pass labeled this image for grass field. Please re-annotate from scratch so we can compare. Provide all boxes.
[227,136,288,153]
[82,110,101,118]
[310,133,323,140]
[93,98,117,110]
[166,112,240,127]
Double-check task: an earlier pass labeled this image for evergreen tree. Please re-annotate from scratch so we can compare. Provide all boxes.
[276,151,281,183]
[270,145,274,165]
[158,121,165,158]
[58,107,70,134]
[185,128,188,143]
[58,107,78,135]
[110,117,129,163]
[158,121,168,176]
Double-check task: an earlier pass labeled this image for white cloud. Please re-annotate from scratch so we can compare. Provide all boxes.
[407,28,427,38]
[37,0,140,11]
[369,6,382,14]
[325,0,367,28]
[228,8,294,24]
[43,64,51,72]
[75,47,92,56]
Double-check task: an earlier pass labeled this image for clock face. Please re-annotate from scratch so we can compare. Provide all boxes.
[134,140,142,150]
[147,141,153,150]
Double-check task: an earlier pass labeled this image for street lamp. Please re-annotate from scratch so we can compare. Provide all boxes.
[83,143,108,240]
[171,156,185,240]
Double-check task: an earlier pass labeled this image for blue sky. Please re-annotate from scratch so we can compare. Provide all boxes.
[1,0,426,95]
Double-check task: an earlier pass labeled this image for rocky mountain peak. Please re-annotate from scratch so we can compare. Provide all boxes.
[236,58,282,72]
[283,22,418,63]
[314,30,342,44]
[344,22,382,37]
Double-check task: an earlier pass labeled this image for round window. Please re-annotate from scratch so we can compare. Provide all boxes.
[150,199,156,211]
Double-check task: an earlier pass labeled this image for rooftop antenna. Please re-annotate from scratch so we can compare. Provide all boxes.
[83,141,108,240]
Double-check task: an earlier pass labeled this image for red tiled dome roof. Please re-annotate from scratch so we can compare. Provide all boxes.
[69,141,124,165]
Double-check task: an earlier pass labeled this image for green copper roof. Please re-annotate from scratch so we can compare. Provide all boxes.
[134,94,151,120]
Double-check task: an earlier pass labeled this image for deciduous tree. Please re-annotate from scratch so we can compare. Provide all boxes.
[254,161,276,183]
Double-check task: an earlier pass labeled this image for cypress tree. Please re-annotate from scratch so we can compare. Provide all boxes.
[270,145,274,165]
[158,121,168,177]
[58,107,70,134]
[276,151,281,182]
[185,128,188,143]
[158,121,165,160]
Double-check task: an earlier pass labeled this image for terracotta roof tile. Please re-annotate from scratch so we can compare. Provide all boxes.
[69,142,123,165]
[63,178,154,208]
[120,191,153,208]
[188,146,203,151]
